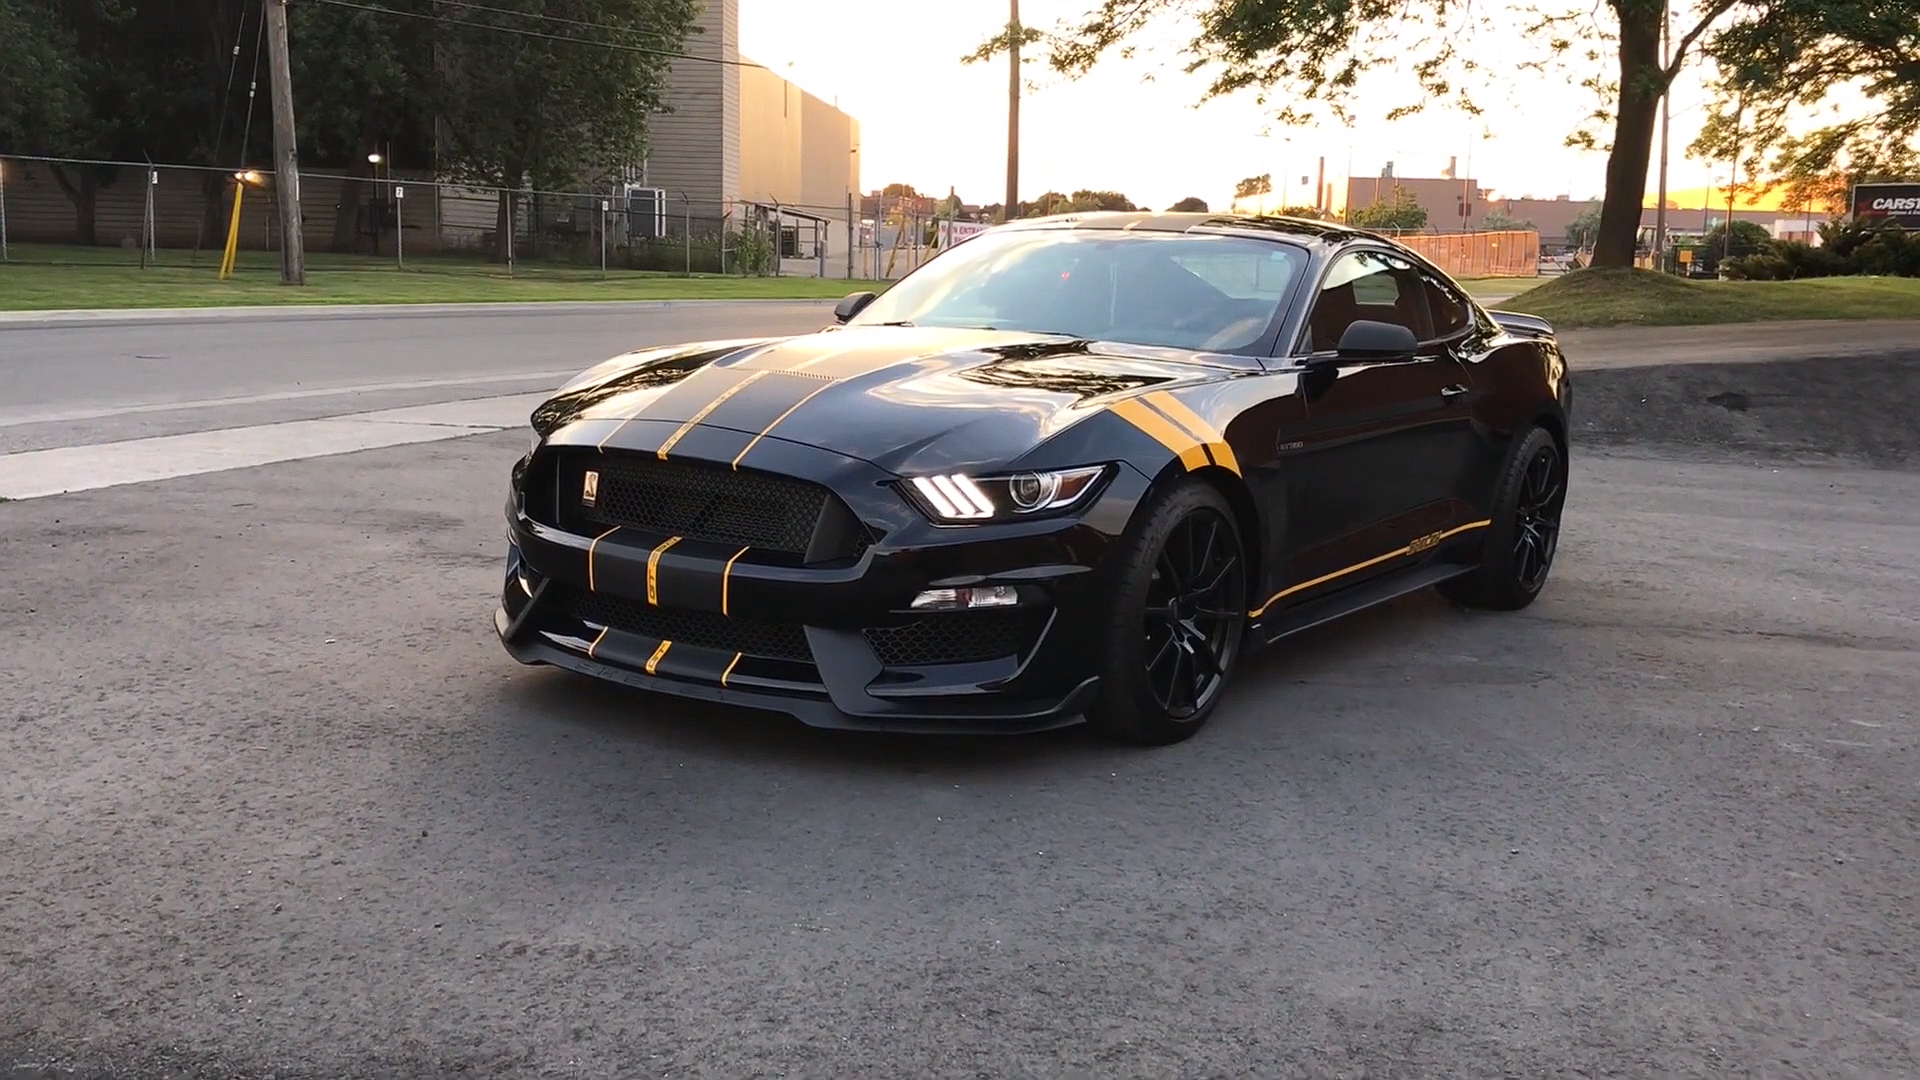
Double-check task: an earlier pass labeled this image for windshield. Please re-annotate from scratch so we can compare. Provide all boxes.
[850,229,1309,353]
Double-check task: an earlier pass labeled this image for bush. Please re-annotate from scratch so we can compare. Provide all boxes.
[1720,224,1920,281]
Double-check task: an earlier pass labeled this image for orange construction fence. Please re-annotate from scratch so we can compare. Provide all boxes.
[1395,230,1540,278]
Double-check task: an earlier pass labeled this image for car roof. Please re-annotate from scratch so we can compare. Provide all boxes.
[993,210,1370,248]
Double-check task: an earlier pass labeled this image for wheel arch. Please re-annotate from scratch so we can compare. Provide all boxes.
[1142,460,1265,611]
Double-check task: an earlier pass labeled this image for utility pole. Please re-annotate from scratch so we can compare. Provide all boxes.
[1724,96,1744,268]
[1004,0,1020,222]
[1653,2,1671,272]
[264,0,305,285]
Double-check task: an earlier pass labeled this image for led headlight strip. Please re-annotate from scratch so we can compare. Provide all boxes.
[910,474,996,520]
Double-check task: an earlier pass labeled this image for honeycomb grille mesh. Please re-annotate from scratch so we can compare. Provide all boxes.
[560,586,812,663]
[577,453,830,556]
[863,610,1044,667]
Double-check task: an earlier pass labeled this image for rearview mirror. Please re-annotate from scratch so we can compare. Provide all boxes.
[834,291,877,324]
[1335,319,1419,362]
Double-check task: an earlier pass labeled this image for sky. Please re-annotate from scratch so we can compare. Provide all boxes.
[737,0,1766,214]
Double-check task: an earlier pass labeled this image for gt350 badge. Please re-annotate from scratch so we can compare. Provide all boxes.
[582,470,600,507]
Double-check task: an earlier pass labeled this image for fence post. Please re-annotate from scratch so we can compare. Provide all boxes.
[683,195,691,277]
[0,157,8,263]
[600,198,609,277]
[142,167,157,269]
[505,187,514,277]
[846,192,854,280]
[394,185,405,268]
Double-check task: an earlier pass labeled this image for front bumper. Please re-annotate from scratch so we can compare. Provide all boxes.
[496,443,1147,733]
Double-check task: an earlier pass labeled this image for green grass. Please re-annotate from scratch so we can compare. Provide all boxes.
[1454,276,1539,299]
[0,244,886,311]
[1501,267,1920,328]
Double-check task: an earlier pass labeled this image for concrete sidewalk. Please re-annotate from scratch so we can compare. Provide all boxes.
[0,297,839,330]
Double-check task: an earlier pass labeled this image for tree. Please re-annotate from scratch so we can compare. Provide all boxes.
[1694,219,1772,273]
[1481,208,1536,231]
[290,0,433,252]
[1168,196,1210,212]
[1693,0,1920,212]
[1070,189,1137,211]
[997,0,1780,268]
[0,0,90,156]
[431,0,700,262]
[1565,204,1604,248]
[1232,174,1271,201]
[1346,185,1428,231]
[1276,205,1325,219]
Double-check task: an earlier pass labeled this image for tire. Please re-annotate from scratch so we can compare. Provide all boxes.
[1439,425,1566,611]
[1087,479,1248,746]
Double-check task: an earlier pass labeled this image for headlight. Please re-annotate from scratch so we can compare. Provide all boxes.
[901,465,1108,523]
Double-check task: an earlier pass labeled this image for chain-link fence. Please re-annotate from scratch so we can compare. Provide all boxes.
[0,154,873,279]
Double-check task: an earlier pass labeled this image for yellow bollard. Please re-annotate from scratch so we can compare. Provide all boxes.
[219,178,247,279]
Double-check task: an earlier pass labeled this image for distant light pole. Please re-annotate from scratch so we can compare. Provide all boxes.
[1004,0,1021,221]
[1653,2,1672,271]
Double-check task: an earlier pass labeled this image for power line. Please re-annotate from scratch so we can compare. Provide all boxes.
[305,0,770,69]
[433,0,686,44]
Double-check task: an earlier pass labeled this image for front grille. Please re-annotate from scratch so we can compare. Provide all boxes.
[864,610,1045,667]
[560,586,812,663]
[563,451,855,558]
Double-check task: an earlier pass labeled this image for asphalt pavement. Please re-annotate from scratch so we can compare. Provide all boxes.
[3,305,1919,1077]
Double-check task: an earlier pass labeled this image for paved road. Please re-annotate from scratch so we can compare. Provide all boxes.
[3,437,1916,1077]
[3,307,1918,1075]
[0,302,836,453]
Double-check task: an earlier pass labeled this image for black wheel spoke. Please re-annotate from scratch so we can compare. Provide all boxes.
[1137,505,1247,720]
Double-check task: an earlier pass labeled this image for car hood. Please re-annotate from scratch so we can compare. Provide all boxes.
[532,325,1257,475]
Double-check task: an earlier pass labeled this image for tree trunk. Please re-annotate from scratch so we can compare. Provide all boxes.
[1592,6,1665,268]
[50,166,102,246]
[332,164,367,255]
[493,187,514,264]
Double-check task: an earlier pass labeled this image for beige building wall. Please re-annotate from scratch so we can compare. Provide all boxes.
[643,0,741,222]
[737,64,859,219]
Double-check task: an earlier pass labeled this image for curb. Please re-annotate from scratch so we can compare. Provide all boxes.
[0,297,842,330]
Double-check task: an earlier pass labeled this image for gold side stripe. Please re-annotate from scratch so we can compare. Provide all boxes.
[1146,392,1242,475]
[646,536,681,606]
[644,639,672,675]
[657,370,773,460]
[720,652,741,687]
[586,526,620,592]
[732,380,839,469]
[586,626,609,660]
[1248,520,1493,618]
[1113,399,1209,471]
[721,545,750,616]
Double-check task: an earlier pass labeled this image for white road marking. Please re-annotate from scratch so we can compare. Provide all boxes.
[0,393,544,501]
[0,369,575,428]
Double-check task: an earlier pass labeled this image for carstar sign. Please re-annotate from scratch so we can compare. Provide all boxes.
[1851,183,1920,230]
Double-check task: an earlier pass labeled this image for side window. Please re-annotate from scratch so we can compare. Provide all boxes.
[1306,250,1431,352]
[1422,274,1473,341]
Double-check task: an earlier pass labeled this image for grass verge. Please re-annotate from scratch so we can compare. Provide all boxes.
[1501,267,1920,328]
[0,245,885,310]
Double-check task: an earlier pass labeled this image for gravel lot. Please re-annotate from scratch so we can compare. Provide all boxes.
[3,325,1917,1078]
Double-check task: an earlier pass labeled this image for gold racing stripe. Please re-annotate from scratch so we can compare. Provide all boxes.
[1247,519,1494,618]
[721,545,750,616]
[720,652,741,687]
[1112,398,1209,471]
[646,536,681,606]
[586,526,620,592]
[656,370,773,460]
[1145,391,1241,475]
[586,625,609,660]
[644,639,672,675]
[731,379,840,470]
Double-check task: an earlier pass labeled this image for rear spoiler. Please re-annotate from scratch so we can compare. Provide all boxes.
[1488,309,1555,339]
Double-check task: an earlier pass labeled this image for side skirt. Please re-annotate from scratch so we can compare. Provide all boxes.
[1245,560,1476,651]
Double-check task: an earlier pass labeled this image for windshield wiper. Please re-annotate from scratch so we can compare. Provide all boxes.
[876,320,915,326]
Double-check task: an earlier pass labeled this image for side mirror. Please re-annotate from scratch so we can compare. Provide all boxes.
[833,291,877,324]
[1334,319,1419,362]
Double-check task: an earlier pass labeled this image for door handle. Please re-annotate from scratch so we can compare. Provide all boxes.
[1440,384,1469,400]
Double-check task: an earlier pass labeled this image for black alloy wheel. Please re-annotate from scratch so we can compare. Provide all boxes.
[1439,425,1567,611]
[1144,508,1244,719]
[1512,441,1564,593]
[1090,480,1247,745]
